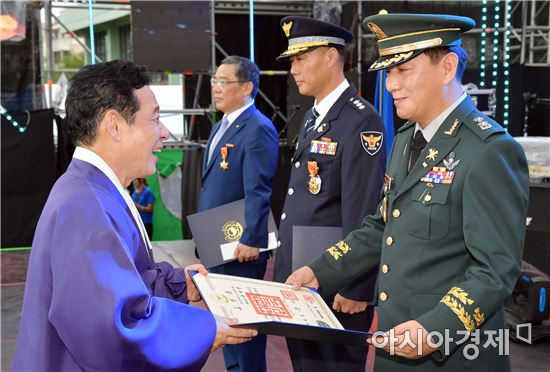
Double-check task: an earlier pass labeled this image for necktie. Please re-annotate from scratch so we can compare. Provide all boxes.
[409,130,428,172]
[208,116,230,163]
[304,107,320,137]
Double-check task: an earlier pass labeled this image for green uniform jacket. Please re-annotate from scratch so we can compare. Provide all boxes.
[309,97,529,371]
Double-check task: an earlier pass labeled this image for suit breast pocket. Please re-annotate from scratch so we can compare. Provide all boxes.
[407,184,451,240]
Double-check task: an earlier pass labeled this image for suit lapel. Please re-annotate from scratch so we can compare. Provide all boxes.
[293,85,357,161]
[395,97,477,198]
[202,105,254,179]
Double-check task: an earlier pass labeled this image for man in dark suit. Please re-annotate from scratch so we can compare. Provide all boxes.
[273,16,386,371]
[197,55,279,372]
[288,13,529,371]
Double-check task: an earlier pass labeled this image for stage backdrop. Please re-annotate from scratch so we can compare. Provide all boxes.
[1,109,56,247]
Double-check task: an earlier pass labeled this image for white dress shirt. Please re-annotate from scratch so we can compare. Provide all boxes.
[312,79,351,130]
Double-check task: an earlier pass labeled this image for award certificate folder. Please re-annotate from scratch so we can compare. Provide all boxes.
[292,226,342,271]
[187,199,278,268]
[191,272,371,344]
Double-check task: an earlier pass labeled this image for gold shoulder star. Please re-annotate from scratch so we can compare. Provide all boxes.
[426,148,439,161]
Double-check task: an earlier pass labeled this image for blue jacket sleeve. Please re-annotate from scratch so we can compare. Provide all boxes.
[239,120,279,247]
[337,109,386,301]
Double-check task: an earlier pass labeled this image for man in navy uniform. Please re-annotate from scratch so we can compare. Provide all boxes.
[288,13,529,371]
[274,16,386,371]
[197,55,279,372]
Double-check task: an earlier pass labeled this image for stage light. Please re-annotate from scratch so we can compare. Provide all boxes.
[479,1,489,89]
[1,107,28,134]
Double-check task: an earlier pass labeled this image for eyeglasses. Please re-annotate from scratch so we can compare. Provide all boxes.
[210,78,249,89]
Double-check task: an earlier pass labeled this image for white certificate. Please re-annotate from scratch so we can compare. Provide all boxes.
[192,272,344,329]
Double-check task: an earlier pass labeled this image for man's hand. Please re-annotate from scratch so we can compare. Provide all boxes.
[184,264,208,302]
[211,316,258,352]
[234,243,260,263]
[368,320,437,359]
[285,266,319,290]
[332,293,367,314]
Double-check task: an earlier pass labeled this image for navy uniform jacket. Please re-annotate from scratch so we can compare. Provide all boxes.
[309,97,529,371]
[274,84,386,302]
[198,105,279,268]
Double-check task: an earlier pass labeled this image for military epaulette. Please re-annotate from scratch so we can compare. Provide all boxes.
[462,110,505,142]
[348,95,369,112]
[396,120,415,133]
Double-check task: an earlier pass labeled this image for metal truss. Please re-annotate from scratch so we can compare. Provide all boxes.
[510,0,550,66]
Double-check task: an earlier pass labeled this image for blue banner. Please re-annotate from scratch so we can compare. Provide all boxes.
[374,70,394,159]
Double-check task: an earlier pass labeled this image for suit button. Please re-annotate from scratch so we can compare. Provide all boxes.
[277,240,281,247]
[392,209,400,218]
[288,188,294,195]
[379,292,388,301]
[281,213,286,220]
[295,161,300,168]
[386,236,393,246]
[381,264,389,273]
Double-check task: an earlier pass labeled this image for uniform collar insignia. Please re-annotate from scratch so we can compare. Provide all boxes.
[444,119,459,135]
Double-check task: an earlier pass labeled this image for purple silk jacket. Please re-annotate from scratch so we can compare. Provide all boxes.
[13,159,216,371]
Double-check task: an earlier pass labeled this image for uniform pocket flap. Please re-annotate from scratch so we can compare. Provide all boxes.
[411,184,451,205]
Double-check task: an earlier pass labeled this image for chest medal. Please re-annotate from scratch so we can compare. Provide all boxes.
[307,161,321,195]
[220,146,229,170]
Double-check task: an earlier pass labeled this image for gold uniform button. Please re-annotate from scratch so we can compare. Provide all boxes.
[386,236,394,246]
[424,194,432,202]
[381,264,389,273]
[392,209,401,218]
[379,292,388,301]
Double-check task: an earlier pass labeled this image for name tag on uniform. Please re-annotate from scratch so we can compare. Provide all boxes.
[420,166,455,184]
[310,139,337,155]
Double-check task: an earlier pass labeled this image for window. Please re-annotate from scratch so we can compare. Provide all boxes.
[119,25,132,61]
[94,31,107,61]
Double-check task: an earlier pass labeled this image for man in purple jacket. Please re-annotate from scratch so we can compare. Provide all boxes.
[12,60,256,371]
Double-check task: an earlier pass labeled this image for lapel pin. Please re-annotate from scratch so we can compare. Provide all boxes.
[426,148,439,162]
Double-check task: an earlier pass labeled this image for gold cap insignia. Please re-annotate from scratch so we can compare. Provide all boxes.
[222,220,243,242]
[282,21,293,38]
[367,22,387,39]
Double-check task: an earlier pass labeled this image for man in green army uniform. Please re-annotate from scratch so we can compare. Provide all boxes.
[287,13,529,371]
